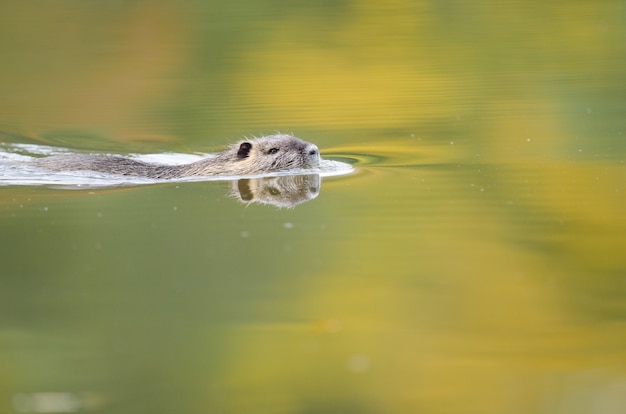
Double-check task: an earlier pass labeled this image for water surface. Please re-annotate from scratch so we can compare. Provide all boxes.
[1,1,625,414]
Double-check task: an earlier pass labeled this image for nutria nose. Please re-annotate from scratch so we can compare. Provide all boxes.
[307,145,321,165]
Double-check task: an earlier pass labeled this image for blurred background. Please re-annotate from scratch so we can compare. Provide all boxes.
[0,1,625,413]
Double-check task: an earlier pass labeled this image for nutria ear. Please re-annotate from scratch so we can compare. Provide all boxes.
[237,142,252,158]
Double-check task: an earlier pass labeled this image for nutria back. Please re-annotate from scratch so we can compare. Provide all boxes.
[31,134,321,179]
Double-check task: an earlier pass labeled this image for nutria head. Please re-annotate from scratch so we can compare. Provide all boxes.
[232,134,321,173]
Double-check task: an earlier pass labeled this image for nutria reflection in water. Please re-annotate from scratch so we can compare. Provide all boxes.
[31,134,320,178]
[231,174,320,208]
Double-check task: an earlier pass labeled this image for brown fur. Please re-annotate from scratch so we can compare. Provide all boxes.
[31,134,320,179]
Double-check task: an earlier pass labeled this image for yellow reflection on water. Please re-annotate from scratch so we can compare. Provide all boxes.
[219,154,625,412]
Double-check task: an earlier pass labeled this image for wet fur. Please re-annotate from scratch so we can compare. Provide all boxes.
[31,134,320,179]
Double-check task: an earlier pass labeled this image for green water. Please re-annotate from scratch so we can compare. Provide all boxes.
[1,1,625,413]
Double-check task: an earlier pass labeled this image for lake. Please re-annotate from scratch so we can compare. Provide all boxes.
[0,1,625,413]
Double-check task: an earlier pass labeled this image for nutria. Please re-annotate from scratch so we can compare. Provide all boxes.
[31,134,320,179]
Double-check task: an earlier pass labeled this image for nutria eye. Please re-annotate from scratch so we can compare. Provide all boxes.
[268,148,279,155]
